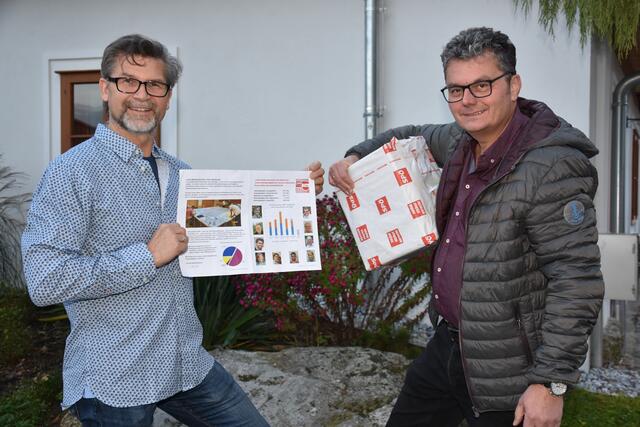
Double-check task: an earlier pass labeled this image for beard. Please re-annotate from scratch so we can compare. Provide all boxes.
[111,103,160,134]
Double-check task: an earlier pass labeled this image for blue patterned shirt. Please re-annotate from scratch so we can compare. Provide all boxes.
[22,124,214,409]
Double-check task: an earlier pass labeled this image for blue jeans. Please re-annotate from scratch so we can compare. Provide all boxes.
[71,362,270,427]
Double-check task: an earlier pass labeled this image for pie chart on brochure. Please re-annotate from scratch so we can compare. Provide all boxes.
[222,246,243,267]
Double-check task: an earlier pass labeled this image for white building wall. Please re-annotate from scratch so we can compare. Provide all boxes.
[0,0,592,201]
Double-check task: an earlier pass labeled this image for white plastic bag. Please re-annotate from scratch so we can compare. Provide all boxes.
[337,136,441,270]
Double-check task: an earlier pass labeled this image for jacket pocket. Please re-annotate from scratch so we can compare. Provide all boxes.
[514,302,534,366]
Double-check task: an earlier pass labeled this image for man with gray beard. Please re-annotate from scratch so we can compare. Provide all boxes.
[22,34,272,426]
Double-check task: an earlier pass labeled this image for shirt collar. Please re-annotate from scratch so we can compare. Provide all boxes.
[94,123,177,166]
[466,105,529,172]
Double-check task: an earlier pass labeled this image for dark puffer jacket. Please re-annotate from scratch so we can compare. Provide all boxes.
[346,98,604,412]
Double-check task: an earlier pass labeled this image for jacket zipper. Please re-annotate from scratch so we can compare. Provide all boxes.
[458,203,485,418]
[456,151,528,417]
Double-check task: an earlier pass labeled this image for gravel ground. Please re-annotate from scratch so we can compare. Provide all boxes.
[577,367,640,397]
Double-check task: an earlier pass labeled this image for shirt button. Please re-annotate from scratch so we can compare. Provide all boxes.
[143,277,149,284]
[156,201,161,207]
[434,294,439,300]
[445,238,450,243]
[436,267,442,272]
[455,211,460,216]
[465,184,470,189]
[140,165,146,172]
[490,159,495,164]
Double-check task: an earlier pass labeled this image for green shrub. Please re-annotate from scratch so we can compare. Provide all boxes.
[0,371,62,427]
[193,276,278,350]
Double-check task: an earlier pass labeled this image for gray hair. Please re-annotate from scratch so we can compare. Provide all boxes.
[440,27,516,74]
[101,34,183,87]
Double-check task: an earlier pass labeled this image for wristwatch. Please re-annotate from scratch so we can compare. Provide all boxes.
[545,382,568,397]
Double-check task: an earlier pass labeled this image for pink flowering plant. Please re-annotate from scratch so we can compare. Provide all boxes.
[233,194,433,346]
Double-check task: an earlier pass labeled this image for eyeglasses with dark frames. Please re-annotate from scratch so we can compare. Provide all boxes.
[440,72,512,103]
[106,76,171,98]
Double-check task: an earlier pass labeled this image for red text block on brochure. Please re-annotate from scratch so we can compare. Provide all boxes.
[387,228,404,247]
[295,179,310,193]
[394,168,413,186]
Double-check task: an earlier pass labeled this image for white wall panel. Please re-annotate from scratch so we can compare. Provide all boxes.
[0,0,594,199]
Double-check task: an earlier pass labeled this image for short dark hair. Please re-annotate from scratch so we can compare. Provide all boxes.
[101,34,183,87]
[440,27,516,75]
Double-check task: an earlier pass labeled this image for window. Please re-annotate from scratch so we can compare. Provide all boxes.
[57,70,106,154]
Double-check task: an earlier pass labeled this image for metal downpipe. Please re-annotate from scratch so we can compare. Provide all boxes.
[611,73,640,233]
[364,0,380,139]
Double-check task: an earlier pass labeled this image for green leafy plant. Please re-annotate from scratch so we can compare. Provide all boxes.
[0,155,30,288]
[193,275,278,350]
[514,0,640,57]
[0,283,33,367]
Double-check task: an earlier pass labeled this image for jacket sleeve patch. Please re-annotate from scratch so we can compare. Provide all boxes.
[563,200,585,225]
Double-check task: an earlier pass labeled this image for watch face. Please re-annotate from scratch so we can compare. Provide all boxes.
[550,382,567,396]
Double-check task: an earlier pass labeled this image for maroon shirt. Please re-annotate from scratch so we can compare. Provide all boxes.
[432,107,529,327]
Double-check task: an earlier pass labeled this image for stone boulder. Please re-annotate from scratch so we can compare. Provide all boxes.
[154,346,410,426]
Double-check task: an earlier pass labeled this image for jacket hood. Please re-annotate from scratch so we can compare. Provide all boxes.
[517,98,599,158]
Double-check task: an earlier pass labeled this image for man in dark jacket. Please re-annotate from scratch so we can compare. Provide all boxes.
[328,27,603,427]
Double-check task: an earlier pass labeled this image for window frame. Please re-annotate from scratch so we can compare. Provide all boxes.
[57,70,105,154]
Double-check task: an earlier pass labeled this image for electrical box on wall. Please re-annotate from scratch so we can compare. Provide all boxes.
[597,233,638,301]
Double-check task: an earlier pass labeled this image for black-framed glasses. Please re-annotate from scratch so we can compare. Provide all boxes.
[106,76,171,97]
[440,72,512,103]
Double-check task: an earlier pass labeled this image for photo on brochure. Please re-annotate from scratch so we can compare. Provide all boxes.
[186,199,241,228]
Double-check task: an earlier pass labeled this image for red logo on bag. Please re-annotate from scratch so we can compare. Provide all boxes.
[368,255,382,269]
[356,224,370,242]
[387,228,403,247]
[383,138,398,153]
[421,233,437,246]
[408,200,426,218]
[375,196,391,214]
[346,192,360,210]
[394,168,412,186]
